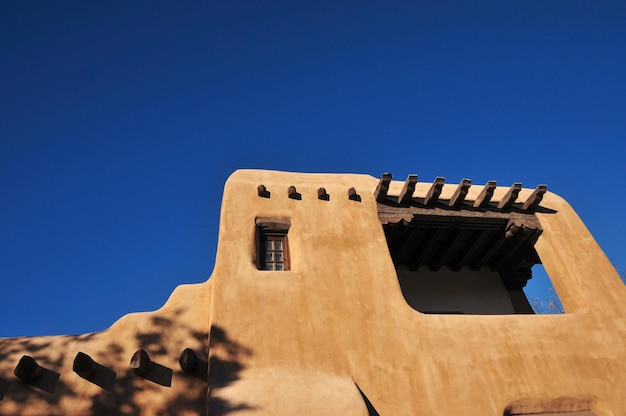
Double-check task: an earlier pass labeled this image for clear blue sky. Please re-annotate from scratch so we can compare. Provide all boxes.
[2,2,625,336]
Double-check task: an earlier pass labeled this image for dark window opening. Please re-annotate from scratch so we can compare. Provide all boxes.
[526,264,564,314]
[256,217,291,271]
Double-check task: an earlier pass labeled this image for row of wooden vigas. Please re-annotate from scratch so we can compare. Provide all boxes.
[257,184,362,202]
[0,348,207,401]
[374,173,547,211]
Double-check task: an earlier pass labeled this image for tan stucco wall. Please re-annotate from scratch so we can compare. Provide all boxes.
[1,169,625,415]
[0,282,212,415]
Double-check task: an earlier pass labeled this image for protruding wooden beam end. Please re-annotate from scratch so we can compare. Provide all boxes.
[348,187,362,202]
[522,184,547,211]
[374,173,393,202]
[14,356,43,383]
[130,349,151,376]
[257,184,270,198]
[317,187,330,201]
[449,178,472,207]
[474,180,497,208]
[424,177,445,205]
[73,352,96,378]
[287,186,301,200]
[398,174,418,204]
[179,348,199,373]
[497,182,522,209]
[179,348,208,382]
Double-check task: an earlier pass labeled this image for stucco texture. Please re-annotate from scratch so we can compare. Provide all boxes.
[1,169,625,415]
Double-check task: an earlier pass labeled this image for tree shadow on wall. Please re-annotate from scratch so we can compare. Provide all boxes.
[0,311,256,414]
[0,335,81,409]
[90,311,211,415]
[207,325,255,415]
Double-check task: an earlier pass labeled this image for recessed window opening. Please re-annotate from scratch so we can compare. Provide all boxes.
[378,199,562,314]
[255,217,290,271]
[263,235,287,271]
[525,263,564,314]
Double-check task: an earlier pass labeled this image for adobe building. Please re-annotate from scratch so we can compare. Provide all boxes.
[1,169,625,415]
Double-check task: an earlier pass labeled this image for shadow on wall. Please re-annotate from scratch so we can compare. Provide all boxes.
[397,265,524,315]
[207,325,255,415]
[0,308,254,415]
[356,384,381,416]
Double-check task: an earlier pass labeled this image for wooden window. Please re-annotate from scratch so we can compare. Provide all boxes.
[256,217,291,271]
[263,234,288,271]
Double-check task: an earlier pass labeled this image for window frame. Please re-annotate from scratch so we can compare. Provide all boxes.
[255,217,291,271]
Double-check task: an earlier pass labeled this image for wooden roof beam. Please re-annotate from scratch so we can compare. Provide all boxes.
[374,173,393,202]
[398,174,418,204]
[395,227,420,265]
[423,177,445,206]
[449,178,472,207]
[411,227,452,269]
[431,229,474,271]
[470,231,508,271]
[385,220,408,259]
[450,229,487,271]
[491,238,527,271]
[522,184,547,211]
[497,183,522,209]
[473,181,497,208]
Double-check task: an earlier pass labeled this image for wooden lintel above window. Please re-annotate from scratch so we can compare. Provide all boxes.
[255,217,291,231]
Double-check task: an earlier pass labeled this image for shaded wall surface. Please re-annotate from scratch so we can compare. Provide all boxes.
[1,170,625,415]
[396,265,517,314]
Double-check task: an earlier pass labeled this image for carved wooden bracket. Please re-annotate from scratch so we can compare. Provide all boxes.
[505,219,543,242]
[498,183,522,209]
[374,173,392,202]
[398,175,418,204]
[424,177,445,205]
[449,179,472,207]
[522,184,547,211]
[474,181,497,208]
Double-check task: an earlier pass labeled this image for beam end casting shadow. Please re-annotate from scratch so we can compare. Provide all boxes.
[73,351,117,391]
[179,348,208,383]
[14,355,60,394]
[0,377,10,401]
[130,348,173,387]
